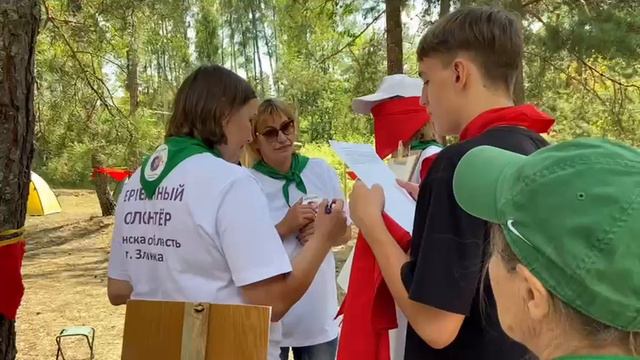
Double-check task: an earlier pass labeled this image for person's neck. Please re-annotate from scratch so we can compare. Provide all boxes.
[215,144,235,164]
[265,154,292,174]
[456,92,515,135]
[533,331,630,360]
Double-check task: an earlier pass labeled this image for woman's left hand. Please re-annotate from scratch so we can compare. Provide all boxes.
[297,221,315,245]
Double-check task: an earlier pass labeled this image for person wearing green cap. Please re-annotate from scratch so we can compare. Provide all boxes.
[453,137,640,360]
[106,65,348,360]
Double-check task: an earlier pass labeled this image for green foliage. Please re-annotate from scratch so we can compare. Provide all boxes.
[300,143,355,196]
[34,0,640,189]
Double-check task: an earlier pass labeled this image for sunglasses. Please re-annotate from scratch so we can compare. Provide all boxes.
[258,119,295,141]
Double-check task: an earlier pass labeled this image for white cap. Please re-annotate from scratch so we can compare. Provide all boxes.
[352,74,423,114]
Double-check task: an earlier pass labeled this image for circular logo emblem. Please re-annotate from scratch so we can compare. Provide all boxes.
[144,144,168,181]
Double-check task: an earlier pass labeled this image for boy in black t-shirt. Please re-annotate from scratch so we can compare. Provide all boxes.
[349,7,555,359]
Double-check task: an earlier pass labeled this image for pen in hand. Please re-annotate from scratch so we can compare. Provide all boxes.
[324,200,337,214]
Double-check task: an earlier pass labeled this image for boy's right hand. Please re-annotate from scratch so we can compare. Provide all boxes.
[314,199,347,246]
[280,199,316,235]
[397,179,420,200]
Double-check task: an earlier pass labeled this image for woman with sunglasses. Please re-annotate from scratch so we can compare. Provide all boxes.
[246,99,352,360]
[107,67,348,360]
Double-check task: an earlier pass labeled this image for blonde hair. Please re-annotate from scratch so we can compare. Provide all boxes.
[415,121,438,142]
[488,225,640,355]
[395,122,444,158]
[243,98,298,167]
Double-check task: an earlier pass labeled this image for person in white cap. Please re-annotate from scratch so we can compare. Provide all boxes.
[337,74,442,360]
[352,74,442,183]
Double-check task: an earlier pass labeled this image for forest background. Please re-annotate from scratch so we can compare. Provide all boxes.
[34,0,640,192]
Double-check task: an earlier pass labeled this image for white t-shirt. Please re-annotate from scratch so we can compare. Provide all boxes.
[108,153,292,360]
[410,145,442,183]
[249,158,342,347]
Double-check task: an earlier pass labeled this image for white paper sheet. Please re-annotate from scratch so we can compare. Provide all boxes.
[330,141,416,233]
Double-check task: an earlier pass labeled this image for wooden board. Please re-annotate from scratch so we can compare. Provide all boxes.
[121,300,271,360]
[387,154,419,182]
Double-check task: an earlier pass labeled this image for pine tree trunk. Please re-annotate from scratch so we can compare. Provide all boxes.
[385,0,403,75]
[270,2,280,94]
[0,1,40,358]
[91,154,116,216]
[229,13,237,72]
[240,26,253,81]
[439,0,451,18]
[0,316,16,360]
[127,8,139,116]
[258,0,276,92]
[250,2,265,95]
[508,0,526,104]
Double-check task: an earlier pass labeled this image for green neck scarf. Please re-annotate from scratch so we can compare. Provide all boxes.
[410,140,442,151]
[140,136,222,199]
[253,153,310,205]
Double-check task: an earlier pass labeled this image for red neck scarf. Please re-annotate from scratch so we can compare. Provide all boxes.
[372,97,430,159]
[459,104,555,141]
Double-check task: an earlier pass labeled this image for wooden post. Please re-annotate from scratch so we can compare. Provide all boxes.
[181,303,210,360]
[122,300,271,360]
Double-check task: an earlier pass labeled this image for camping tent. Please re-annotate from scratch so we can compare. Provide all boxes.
[27,172,62,216]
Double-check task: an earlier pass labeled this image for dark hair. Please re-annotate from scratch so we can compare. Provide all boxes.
[166,65,257,148]
[488,225,640,355]
[416,7,523,95]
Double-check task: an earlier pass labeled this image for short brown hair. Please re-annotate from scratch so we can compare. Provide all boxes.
[166,65,256,148]
[416,7,523,94]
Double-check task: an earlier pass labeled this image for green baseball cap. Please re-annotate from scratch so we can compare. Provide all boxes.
[453,138,640,331]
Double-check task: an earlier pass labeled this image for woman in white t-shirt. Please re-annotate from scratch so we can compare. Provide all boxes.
[245,99,352,360]
[106,66,348,360]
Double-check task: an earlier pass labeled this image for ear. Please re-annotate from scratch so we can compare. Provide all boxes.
[451,59,471,90]
[220,115,232,135]
[516,264,551,321]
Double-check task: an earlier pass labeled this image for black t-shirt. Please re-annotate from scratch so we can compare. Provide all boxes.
[401,126,548,360]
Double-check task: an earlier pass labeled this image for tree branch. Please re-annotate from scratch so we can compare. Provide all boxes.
[525,7,640,92]
[43,0,127,120]
[525,50,607,106]
[572,54,640,91]
[76,51,127,73]
[318,10,385,64]
[523,0,544,7]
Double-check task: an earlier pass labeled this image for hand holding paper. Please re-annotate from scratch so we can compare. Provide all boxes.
[330,141,415,233]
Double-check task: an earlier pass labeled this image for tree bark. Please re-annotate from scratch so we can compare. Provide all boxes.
[91,154,116,216]
[508,0,526,104]
[0,316,16,360]
[385,0,403,74]
[0,0,40,358]
[439,0,451,18]
[229,13,237,72]
[250,1,265,95]
[126,8,139,116]
[240,24,253,81]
